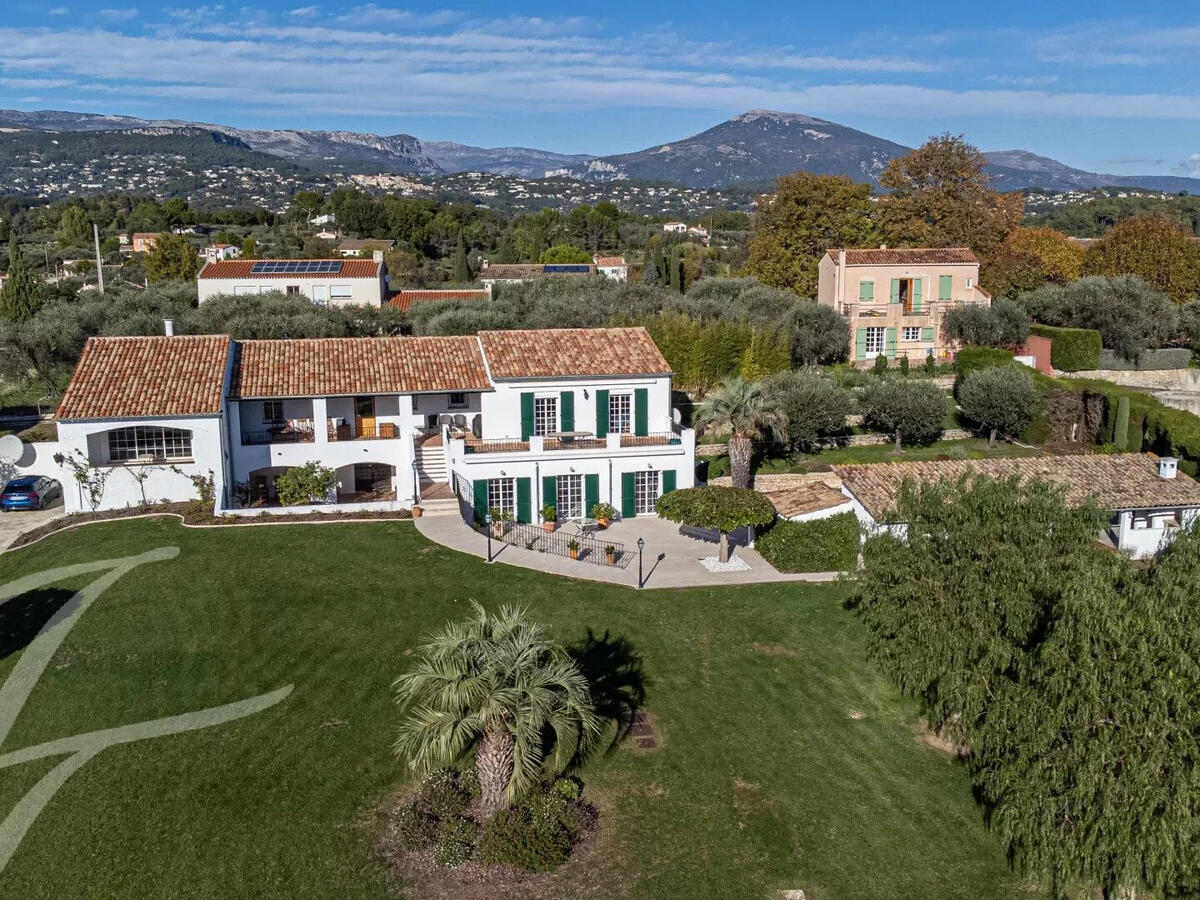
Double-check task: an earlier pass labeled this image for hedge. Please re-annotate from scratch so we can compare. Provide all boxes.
[757,512,860,573]
[1097,348,1193,371]
[1029,324,1102,372]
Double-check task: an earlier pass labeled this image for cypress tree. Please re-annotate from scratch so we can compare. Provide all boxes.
[453,230,471,283]
[1113,396,1130,450]
[0,237,42,322]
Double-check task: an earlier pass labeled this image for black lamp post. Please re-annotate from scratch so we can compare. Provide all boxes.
[637,537,645,588]
[485,510,493,563]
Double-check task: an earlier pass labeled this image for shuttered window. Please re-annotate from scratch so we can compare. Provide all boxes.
[939,275,952,300]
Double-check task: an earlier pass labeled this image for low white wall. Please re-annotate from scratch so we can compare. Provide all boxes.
[224,499,404,517]
[0,441,65,486]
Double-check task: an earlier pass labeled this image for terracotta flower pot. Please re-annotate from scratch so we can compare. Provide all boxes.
[597,517,610,528]
[412,505,423,518]
[569,548,579,560]
[543,521,556,533]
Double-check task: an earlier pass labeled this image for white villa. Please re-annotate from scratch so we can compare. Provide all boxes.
[49,327,695,523]
[196,256,388,307]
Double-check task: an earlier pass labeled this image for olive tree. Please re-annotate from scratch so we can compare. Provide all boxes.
[861,378,949,451]
[655,486,776,563]
[764,370,853,451]
[957,365,1041,446]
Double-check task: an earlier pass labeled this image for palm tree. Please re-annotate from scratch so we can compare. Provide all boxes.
[393,602,601,817]
[695,377,786,489]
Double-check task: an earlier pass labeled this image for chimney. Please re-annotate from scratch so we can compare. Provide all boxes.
[163,318,175,337]
[372,250,384,263]
[879,243,887,250]
[1159,457,1178,479]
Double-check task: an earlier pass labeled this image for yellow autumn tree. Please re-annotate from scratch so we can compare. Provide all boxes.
[1082,215,1200,303]
[1002,227,1085,282]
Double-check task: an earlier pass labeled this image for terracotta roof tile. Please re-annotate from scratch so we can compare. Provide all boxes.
[835,454,1200,520]
[388,289,490,312]
[478,327,670,379]
[231,336,491,398]
[198,259,380,279]
[826,247,979,266]
[57,335,231,421]
[481,263,595,279]
[764,484,851,518]
[595,256,627,266]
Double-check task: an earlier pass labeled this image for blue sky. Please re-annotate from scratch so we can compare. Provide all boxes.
[2,1,1199,176]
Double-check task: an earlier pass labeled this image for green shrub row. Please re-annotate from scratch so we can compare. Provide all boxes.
[757,511,860,573]
[1029,324,1103,372]
[1097,348,1194,371]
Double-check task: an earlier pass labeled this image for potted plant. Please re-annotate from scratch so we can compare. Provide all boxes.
[541,503,557,533]
[592,502,616,528]
[568,538,580,561]
[605,544,617,564]
[488,507,510,537]
[412,503,423,519]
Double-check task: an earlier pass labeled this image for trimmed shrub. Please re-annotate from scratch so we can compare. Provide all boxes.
[476,807,572,872]
[757,512,860,573]
[872,354,889,374]
[1113,396,1131,451]
[434,816,479,868]
[396,803,440,851]
[1029,324,1102,372]
[1098,348,1193,371]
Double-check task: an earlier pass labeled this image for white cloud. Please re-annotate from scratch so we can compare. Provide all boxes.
[289,5,320,17]
[1179,153,1200,176]
[47,7,69,15]
[98,8,138,20]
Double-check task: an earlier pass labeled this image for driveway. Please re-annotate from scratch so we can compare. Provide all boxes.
[0,495,66,552]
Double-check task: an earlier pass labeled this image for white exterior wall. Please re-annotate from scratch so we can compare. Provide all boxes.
[480,375,675,440]
[412,391,486,433]
[598,265,628,282]
[1113,507,1200,559]
[0,441,67,490]
[56,415,227,513]
[197,275,384,307]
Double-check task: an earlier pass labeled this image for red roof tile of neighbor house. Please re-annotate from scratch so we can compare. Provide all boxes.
[826,248,979,266]
[57,335,231,421]
[197,259,381,279]
[230,336,491,398]
[595,256,626,266]
[835,454,1200,521]
[388,289,490,312]
[478,327,670,379]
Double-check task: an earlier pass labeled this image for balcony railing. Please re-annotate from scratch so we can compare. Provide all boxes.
[619,432,684,448]
[241,419,404,445]
[543,436,608,451]
[463,437,530,454]
[459,429,688,455]
[241,428,314,445]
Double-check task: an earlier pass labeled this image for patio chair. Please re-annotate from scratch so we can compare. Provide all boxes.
[437,414,453,431]
[452,414,467,429]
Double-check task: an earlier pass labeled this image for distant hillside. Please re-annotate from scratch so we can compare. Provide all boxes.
[422,141,593,177]
[983,149,1200,194]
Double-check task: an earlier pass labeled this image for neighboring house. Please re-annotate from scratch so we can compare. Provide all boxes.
[662,222,688,234]
[836,454,1200,559]
[50,326,695,520]
[131,233,159,253]
[687,226,710,245]
[203,243,241,263]
[763,482,855,523]
[196,257,387,307]
[314,228,341,241]
[310,214,336,226]
[337,238,395,257]
[594,255,628,282]
[389,286,492,313]
[478,262,596,287]
[817,247,991,364]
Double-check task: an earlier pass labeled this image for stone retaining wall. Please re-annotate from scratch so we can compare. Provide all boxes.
[698,428,973,456]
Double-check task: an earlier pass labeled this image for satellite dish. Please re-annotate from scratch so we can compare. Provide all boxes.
[0,434,23,463]
[672,408,682,426]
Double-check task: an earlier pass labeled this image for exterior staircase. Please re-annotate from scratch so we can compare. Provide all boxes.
[415,439,449,484]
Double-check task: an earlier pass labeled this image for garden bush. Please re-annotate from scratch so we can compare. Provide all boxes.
[953,346,1015,395]
[1029,324,1102,372]
[1097,348,1193,371]
[396,803,441,851]
[434,816,479,868]
[476,807,572,872]
[757,512,860,573]
[418,768,472,819]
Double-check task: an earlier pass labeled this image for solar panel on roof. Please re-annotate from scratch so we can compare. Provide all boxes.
[249,260,344,275]
[543,264,591,273]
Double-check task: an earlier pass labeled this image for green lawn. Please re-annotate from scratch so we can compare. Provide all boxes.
[0,519,1027,899]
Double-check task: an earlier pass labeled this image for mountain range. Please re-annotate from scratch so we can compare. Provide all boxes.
[1,107,1198,195]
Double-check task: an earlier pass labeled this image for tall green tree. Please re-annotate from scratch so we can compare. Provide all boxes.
[143,232,200,282]
[538,243,591,264]
[55,205,91,248]
[765,370,852,451]
[694,376,786,489]
[0,238,43,322]
[1082,215,1200,303]
[393,602,600,817]
[744,172,876,298]
[452,230,471,282]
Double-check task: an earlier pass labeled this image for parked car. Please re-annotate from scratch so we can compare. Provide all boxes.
[0,475,62,511]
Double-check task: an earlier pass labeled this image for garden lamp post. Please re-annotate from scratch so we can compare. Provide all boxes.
[485,510,493,563]
[637,537,645,589]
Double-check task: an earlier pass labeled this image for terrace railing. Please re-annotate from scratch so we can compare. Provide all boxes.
[479,520,630,569]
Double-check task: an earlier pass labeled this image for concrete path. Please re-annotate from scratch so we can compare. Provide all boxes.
[0,496,65,553]
[415,514,840,590]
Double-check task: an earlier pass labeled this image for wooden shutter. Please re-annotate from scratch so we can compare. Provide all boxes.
[661,469,677,496]
[584,473,599,515]
[472,479,489,524]
[885,327,898,358]
[858,280,873,301]
[921,326,935,342]
[911,278,922,311]
[516,477,531,524]
[634,388,649,436]
[939,274,952,300]
[560,390,574,432]
[595,388,609,438]
[855,328,868,360]
[620,472,636,518]
[542,475,557,511]
[519,392,534,440]
[889,278,900,303]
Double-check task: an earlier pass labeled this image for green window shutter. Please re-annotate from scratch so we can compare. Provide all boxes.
[911,278,922,310]
[661,469,677,496]
[620,472,636,518]
[855,328,868,360]
[472,479,489,524]
[858,280,874,301]
[939,274,952,301]
[542,475,557,511]
[516,477,531,524]
[885,327,898,358]
[595,388,609,438]
[889,278,900,303]
[921,326,934,342]
[519,392,534,440]
[634,388,649,436]
[559,390,574,432]
[584,473,599,514]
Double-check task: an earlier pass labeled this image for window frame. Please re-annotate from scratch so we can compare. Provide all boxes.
[448,392,468,410]
[608,392,632,434]
[634,470,661,515]
[864,326,885,355]
[533,395,558,437]
[557,474,583,520]
[487,478,515,518]
[262,399,284,424]
[902,326,922,342]
[105,425,194,464]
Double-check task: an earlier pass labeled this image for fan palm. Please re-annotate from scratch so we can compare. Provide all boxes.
[695,377,786,489]
[393,601,601,817]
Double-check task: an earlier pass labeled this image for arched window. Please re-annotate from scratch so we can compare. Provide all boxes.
[106,426,193,462]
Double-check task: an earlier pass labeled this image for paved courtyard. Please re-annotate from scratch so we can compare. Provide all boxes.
[415,513,840,589]
[0,495,65,552]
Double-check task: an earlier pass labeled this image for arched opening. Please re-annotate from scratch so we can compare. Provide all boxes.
[334,462,396,503]
[93,425,194,465]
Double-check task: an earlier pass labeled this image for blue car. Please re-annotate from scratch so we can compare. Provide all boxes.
[0,475,61,511]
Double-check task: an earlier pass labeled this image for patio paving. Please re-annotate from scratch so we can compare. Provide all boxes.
[414,514,841,589]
